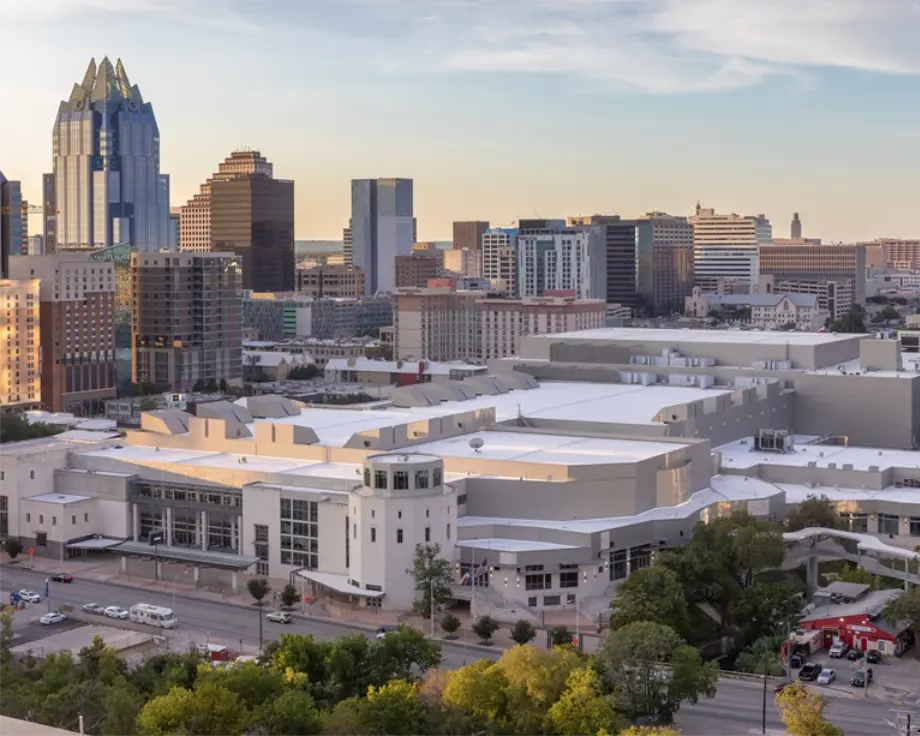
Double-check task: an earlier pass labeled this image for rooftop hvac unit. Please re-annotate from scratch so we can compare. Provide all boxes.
[754,429,794,454]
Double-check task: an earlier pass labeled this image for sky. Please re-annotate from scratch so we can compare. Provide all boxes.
[1,0,919,243]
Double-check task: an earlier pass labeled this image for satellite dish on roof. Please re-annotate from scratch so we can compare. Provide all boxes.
[469,437,484,453]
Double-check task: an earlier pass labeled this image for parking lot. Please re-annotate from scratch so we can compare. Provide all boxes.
[797,645,920,702]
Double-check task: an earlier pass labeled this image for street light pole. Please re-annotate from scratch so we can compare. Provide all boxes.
[430,578,435,638]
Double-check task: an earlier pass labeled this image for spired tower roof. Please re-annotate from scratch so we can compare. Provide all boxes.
[67,57,145,107]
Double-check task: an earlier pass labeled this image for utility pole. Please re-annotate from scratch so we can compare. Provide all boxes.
[430,578,435,638]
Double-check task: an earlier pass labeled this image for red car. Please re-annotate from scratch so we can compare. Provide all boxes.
[50,573,74,583]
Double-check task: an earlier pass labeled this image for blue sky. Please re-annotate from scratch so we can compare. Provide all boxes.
[1,0,918,241]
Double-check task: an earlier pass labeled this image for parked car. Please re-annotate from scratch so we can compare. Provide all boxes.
[799,663,823,682]
[817,669,836,685]
[266,611,291,624]
[376,626,393,640]
[828,643,849,658]
[789,653,805,668]
[846,648,863,661]
[50,573,74,583]
[82,603,105,615]
[850,668,874,687]
[18,590,41,603]
[774,681,791,693]
[104,606,129,620]
[40,612,67,626]
[866,649,883,664]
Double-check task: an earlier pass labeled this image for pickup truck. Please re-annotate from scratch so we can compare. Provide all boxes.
[798,663,823,681]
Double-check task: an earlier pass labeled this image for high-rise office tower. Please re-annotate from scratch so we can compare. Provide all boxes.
[168,208,180,250]
[0,278,41,409]
[42,173,57,252]
[52,57,170,250]
[518,219,606,301]
[209,151,294,292]
[481,227,519,295]
[0,172,25,278]
[180,149,276,253]
[635,212,695,315]
[132,251,243,391]
[569,215,637,309]
[10,252,117,414]
[453,221,489,251]
[791,213,802,240]
[351,178,414,294]
[690,204,772,293]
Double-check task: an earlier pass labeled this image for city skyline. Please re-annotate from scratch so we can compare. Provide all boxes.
[1,0,919,243]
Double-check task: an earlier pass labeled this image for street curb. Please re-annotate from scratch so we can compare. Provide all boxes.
[2,564,503,658]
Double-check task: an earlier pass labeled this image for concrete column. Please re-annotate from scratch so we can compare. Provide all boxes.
[132,504,140,541]
[193,567,200,586]
[200,510,208,551]
[166,507,174,546]
[906,559,911,591]
[155,560,163,580]
[806,555,819,599]
[120,556,128,574]
[231,570,239,594]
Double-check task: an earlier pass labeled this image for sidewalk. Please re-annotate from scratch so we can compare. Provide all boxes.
[1,555,551,656]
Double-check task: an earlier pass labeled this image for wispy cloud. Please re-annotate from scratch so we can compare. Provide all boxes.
[373,0,920,93]
[1,0,260,34]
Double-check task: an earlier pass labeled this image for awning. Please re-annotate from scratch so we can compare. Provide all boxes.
[66,537,124,550]
[112,541,260,571]
[297,570,384,598]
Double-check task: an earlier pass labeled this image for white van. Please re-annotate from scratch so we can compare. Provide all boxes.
[129,603,178,629]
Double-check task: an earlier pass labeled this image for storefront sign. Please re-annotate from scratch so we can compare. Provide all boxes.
[847,624,874,634]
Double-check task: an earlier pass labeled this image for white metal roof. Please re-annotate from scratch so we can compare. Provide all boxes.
[528,327,865,346]
[456,538,579,552]
[326,357,485,376]
[716,437,920,473]
[24,493,91,505]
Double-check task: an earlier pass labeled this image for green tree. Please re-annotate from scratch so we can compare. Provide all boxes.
[0,411,64,443]
[472,615,500,644]
[365,343,394,361]
[253,688,322,735]
[775,681,842,735]
[837,563,878,589]
[219,377,229,393]
[619,728,682,736]
[610,565,689,634]
[550,626,574,647]
[136,682,250,735]
[280,583,299,608]
[729,581,800,645]
[734,633,786,676]
[4,538,23,561]
[827,304,866,333]
[883,587,920,656]
[440,613,461,639]
[138,396,158,412]
[785,494,841,532]
[196,660,284,709]
[547,665,624,736]
[322,698,365,735]
[596,621,717,723]
[509,619,536,645]
[288,364,320,380]
[248,578,271,649]
[367,625,442,683]
[443,659,510,725]
[359,680,428,736]
[407,543,454,618]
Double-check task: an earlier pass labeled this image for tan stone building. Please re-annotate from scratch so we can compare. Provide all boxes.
[857,238,920,270]
[480,294,606,360]
[452,221,488,251]
[758,242,867,304]
[0,278,40,409]
[443,248,482,279]
[132,251,242,391]
[9,253,117,414]
[395,253,441,288]
[296,265,365,299]
[393,284,482,362]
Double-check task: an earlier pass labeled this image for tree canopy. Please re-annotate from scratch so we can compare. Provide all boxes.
[785,494,841,532]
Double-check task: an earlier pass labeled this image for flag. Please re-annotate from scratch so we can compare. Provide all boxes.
[474,559,488,580]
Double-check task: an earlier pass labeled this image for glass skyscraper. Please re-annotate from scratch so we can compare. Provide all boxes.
[52,57,170,251]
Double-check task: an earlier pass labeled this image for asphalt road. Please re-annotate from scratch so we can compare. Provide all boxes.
[677,679,914,736]
[3,568,495,670]
[7,569,914,734]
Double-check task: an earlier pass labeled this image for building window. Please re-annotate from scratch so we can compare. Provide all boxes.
[424,527,431,542]
[878,513,900,536]
[446,523,450,539]
[525,573,551,591]
[543,595,561,606]
[559,571,579,588]
[52,516,56,526]
[370,527,377,543]
[610,549,628,581]
[173,510,199,548]
[364,468,371,486]
[433,467,442,486]
[393,471,409,490]
[280,498,319,568]
[910,517,920,536]
[457,493,467,505]
[84,513,89,522]
[72,515,76,525]
[415,470,429,489]
[30,470,35,479]
[397,528,404,544]
[374,470,388,490]
[207,516,235,552]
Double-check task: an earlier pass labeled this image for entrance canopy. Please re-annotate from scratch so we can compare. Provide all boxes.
[112,541,259,571]
[66,537,124,550]
[784,527,920,561]
[297,570,384,599]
